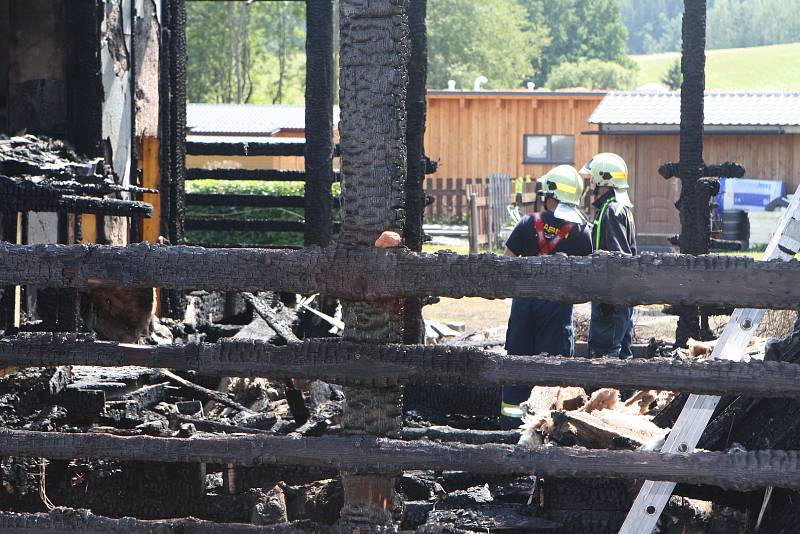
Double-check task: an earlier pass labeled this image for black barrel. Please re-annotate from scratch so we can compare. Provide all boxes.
[721,209,750,250]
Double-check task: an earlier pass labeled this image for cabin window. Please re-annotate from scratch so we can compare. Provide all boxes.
[523,134,574,164]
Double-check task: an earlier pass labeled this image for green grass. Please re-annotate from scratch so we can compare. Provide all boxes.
[632,42,800,91]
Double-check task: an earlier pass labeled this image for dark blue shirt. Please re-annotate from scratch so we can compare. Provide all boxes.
[591,190,637,255]
[505,211,593,258]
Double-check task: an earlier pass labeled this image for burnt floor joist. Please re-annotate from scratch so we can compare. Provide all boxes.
[3,335,800,399]
[0,509,323,533]
[185,169,337,182]
[0,243,798,308]
[186,139,307,157]
[184,219,307,232]
[186,194,307,208]
[0,429,797,491]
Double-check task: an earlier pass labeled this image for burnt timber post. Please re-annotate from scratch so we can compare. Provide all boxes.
[337,0,411,528]
[667,0,743,346]
[304,0,335,248]
[674,0,708,346]
[402,0,428,345]
[159,0,187,318]
[301,0,337,337]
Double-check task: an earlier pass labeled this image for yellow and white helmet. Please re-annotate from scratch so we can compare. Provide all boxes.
[580,153,629,190]
[580,152,633,208]
[536,165,587,224]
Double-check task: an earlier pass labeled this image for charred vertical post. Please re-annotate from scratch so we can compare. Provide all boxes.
[304,0,335,248]
[66,0,103,157]
[402,0,428,345]
[159,0,187,318]
[675,0,708,347]
[167,0,187,247]
[338,0,410,528]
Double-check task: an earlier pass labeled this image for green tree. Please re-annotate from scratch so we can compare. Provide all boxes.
[524,0,631,85]
[617,0,684,54]
[708,0,800,49]
[427,0,546,90]
[661,59,682,90]
[187,2,255,103]
[186,1,306,104]
[546,59,638,90]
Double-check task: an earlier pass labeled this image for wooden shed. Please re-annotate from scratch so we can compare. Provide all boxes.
[589,92,800,244]
[422,89,605,221]
[424,89,605,179]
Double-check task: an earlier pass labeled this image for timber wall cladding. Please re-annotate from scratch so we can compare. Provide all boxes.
[424,93,602,179]
[600,133,800,237]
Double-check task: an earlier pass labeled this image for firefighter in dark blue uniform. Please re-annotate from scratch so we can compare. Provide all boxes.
[580,153,637,359]
[500,165,593,429]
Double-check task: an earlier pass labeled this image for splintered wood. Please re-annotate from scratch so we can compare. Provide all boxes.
[520,386,670,450]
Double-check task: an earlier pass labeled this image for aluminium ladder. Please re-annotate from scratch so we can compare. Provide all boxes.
[620,187,800,534]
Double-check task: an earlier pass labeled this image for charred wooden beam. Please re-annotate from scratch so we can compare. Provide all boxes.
[337,0,411,527]
[242,293,299,344]
[186,194,306,208]
[0,508,326,533]
[0,430,798,491]
[1,243,799,308]
[185,219,306,233]
[304,0,336,248]
[186,169,308,182]
[0,176,152,217]
[186,139,306,158]
[159,369,254,415]
[675,0,711,346]
[399,426,520,445]
[5,335,800,398]
[658,161,745,180]
[401,0,429,345]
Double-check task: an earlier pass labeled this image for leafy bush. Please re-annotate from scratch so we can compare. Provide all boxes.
[546,59,639,90]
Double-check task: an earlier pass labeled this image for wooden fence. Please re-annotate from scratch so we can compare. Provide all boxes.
[465,176,539,252]
[2,245,800,488]
[424,177,487,223]
[184,138,340,248]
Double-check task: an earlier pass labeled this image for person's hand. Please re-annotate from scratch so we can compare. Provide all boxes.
[375,231,402,248]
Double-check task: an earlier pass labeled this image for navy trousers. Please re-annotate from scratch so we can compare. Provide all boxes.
[588,303,634,359]
[501,298,574,430]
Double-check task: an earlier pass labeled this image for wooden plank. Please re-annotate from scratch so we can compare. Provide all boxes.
[0,429,798,491]
[2,243,800,308]
[5,335,800,398]
[141,137,161,244]
[81,213,97,243]
[621,186,800,534]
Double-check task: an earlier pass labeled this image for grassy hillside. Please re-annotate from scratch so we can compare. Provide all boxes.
[632,42,800,91]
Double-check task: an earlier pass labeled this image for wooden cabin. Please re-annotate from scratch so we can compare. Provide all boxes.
[422,89,605,221]
[424,89,606,180]
[589,92,800,245]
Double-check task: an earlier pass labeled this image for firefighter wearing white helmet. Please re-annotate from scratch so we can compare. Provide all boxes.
[580,153,637,359]
[500,165,592,430]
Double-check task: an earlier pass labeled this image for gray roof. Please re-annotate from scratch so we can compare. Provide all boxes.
[589,92,800,127]
[186,103,340,135]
